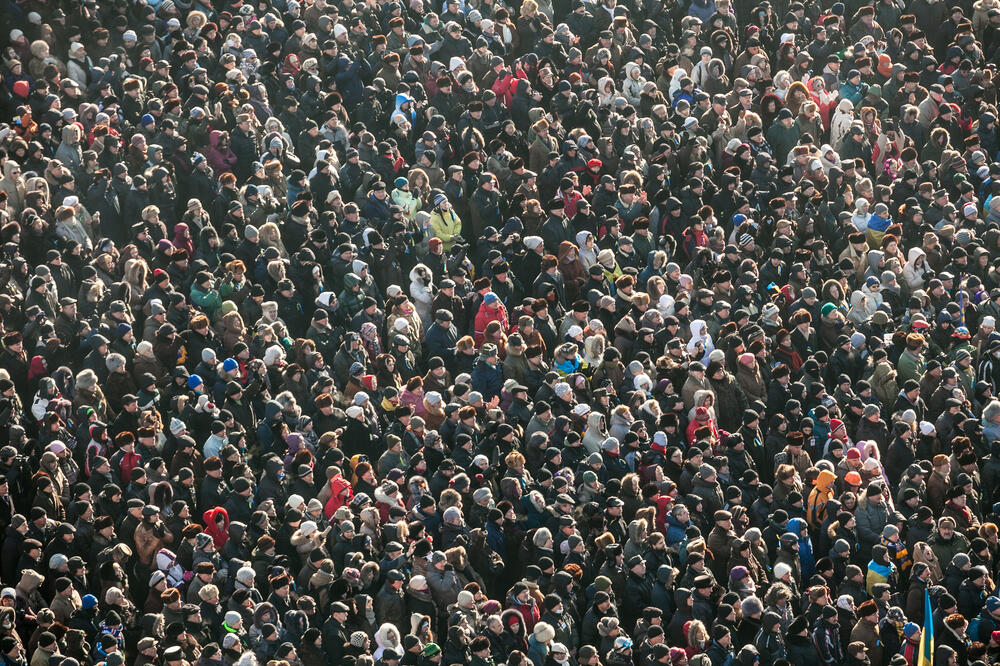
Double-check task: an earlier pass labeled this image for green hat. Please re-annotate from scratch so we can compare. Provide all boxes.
[594,576,613,591]
[821,302,837,317]
[422,643,441,657]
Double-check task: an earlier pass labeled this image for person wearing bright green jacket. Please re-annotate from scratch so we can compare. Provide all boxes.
[190,271,223,322]
[428,192,462,251]
[896,336,926,385]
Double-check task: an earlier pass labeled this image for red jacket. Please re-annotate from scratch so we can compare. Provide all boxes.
[202,507,230,549]
[117,450,141,487]
[506,596,541,635]
[474,301,509,345]
[686,415,719,445]
[323,474,354,519]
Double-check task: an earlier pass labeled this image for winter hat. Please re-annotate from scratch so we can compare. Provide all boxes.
[533,622,555,643]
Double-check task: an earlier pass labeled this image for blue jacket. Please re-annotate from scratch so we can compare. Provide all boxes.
[425,322,459,361]
[788,517,816,579]
[361,191,392,224]
[665,514,693,548]
[471,358,503,400]
[839,80,864,105]
[335,57,368,108]
[485,520,505,555]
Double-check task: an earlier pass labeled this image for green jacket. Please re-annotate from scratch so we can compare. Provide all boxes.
[896,348,925,386]
[190,283,223,321]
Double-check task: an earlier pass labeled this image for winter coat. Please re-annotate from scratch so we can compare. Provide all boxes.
[429,208,463,251]
[855,497,892,551]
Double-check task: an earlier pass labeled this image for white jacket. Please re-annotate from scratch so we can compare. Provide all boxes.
[409,264,435,329]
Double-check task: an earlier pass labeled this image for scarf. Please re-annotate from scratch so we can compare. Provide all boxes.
[881,535,912,573]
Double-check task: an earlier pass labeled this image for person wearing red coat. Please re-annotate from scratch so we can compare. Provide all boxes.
[686,406,720,445]
[474,292,509,345]
[202,506,230,549]
[323,473,354,519]
[506,582,542,636]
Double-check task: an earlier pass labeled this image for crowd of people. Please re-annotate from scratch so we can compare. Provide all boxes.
[6,0,1000,665]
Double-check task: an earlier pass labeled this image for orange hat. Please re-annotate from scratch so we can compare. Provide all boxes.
[845,471,863,486]
[877,53,892,79]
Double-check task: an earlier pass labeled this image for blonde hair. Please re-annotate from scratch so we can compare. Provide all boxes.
[520,0,537,16]
[260,222,281,245]
[687,620,708,649]
[505,451,525,467]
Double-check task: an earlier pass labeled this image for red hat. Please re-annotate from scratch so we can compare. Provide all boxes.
[587,158,602,169]
[846,448,861,460]
[911,319,930,329]
[830,418,845,433]
[153,268,168,281]
[695,406,710,420]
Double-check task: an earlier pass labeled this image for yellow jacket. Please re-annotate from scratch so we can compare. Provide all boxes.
[429,208,462,251]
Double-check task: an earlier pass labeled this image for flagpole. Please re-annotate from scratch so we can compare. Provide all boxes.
[918,588,934,666]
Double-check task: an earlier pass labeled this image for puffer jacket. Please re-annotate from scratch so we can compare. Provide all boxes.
[854,496,891,551]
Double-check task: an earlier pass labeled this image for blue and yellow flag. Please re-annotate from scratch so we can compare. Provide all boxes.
[918,589,934,666]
